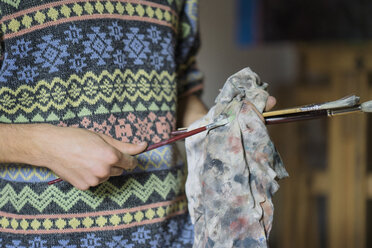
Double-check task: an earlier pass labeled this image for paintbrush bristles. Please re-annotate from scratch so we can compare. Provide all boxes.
[319,95,360,109]
[206,117,230,129]
[361,100,372,112]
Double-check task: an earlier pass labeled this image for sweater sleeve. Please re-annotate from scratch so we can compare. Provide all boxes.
[176,0,204,98]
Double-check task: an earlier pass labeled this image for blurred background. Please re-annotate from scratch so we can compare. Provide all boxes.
[196,0,372,247]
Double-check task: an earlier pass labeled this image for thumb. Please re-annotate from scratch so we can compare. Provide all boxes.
[265,96,277,112]
[98,133,148,155]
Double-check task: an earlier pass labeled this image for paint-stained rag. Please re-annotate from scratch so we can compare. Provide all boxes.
[185,67,288,248]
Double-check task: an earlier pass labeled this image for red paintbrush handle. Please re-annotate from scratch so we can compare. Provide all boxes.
[170,129,188,136]
[48,178,63,185]
[146,126,206,151]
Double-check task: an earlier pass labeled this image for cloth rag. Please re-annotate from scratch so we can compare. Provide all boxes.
[185,67,288,248]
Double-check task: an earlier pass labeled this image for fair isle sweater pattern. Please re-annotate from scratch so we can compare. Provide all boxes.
[0,0,203,247]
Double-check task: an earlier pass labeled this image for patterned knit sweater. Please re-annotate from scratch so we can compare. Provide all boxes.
[0,0,203,247]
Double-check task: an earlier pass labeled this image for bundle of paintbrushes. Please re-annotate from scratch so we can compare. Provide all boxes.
[171,95,371,135]
[48,95,371,185]
[263,95,372,125]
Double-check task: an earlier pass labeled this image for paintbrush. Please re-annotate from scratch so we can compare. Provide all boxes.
[170,98,372,135]
[262,95,360,117]
[264,100,372,125]
[47,117,231,185]
[145,117,230,151]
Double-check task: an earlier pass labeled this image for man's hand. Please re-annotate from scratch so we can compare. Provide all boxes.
[0,124,147,190]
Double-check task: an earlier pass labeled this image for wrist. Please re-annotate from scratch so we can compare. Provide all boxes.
[0,123,52,165]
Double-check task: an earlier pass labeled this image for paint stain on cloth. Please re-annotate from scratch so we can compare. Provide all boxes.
[185,68,288,248]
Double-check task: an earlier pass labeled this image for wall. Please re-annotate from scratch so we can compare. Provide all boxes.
[197,0,297,107]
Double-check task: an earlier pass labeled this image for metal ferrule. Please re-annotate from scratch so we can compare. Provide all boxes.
[328,105,362,117]
[301,105,321,112]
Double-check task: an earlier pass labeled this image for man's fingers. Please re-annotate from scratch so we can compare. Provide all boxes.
[110,167,124,176]
[98,133,148,155]
[95,133,145,170]
[115,152,138,170]
[265,96,277,112]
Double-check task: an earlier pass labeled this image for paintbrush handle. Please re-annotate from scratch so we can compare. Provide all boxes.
[146,126,206,151]
[265,110,329,125]
[48,178,62,185]
[170,129,188,136]
[263,108,303,117]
